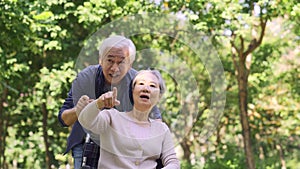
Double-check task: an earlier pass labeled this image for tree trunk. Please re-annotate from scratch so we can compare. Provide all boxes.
[276,144,286,169]
[237,60,256,169]
[180,137,192,162]
[41,102,51,169]
[0,86,8,169]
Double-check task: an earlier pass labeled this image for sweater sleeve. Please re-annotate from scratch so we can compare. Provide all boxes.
[78,100,111,134]
[161,127,180,169]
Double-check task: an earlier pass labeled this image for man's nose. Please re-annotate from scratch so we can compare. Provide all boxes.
[110,63,119,71]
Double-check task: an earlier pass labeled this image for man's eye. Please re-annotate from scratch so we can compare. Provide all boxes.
[119,61,125,65]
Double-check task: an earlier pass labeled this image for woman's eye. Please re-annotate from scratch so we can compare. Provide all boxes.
[150,84,156,88]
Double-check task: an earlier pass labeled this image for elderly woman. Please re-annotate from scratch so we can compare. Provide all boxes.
[76,70,180,169]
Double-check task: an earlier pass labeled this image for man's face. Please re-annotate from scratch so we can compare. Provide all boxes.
[100,47,132,84]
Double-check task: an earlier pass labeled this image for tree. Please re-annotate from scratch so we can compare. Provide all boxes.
[164,0,299,168]
[0,1,31,168]
[0,0,80,167]
[0,0,164,168]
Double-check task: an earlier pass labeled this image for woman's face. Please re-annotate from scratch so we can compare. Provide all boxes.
[132,72,160,111]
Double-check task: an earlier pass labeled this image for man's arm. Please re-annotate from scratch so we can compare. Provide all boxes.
[58,90,77,127]
[61,107,77,126]
[59,65,97,126]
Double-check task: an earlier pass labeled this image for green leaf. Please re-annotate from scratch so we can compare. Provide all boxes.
[33,11,54,20]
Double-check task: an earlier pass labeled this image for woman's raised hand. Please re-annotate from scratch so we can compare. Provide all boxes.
[96,87,120,109]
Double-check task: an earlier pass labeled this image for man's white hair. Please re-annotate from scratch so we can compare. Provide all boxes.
[98,35,136,64]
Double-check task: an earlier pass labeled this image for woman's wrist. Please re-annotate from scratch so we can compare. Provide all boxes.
[96,99,104,110]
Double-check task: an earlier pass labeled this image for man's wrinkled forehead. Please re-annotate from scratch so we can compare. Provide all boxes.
[104,47,129,58]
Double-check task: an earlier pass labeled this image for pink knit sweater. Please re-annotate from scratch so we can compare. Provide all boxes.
[78,101,180,169]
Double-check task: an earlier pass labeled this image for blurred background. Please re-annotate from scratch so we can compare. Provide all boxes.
[0,0,299,168]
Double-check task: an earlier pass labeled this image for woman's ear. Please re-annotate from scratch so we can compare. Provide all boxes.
[159,93,163,100]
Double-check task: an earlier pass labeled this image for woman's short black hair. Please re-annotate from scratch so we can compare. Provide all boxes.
[128,79,134,105]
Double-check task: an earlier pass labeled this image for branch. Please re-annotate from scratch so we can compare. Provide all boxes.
[230,33,244,75]
[239,35,246,63]
[243,14,268,57]
[231,49,238,76]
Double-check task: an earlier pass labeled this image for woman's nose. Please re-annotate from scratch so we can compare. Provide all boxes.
[142,85,150,92]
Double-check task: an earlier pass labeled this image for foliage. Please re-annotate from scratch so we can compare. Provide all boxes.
[0,0,299,168]
[5,63,76,168]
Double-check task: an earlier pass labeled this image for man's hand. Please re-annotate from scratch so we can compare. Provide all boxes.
[96,87,120,109]
[75,95,91,117]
